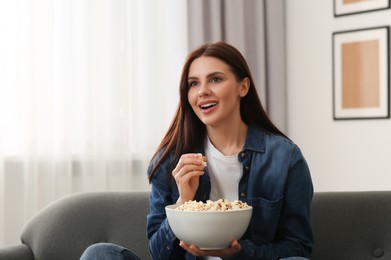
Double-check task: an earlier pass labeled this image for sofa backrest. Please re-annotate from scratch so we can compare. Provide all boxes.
[311,191,391,260]
[21,191,151,260]
[18,190,391,260]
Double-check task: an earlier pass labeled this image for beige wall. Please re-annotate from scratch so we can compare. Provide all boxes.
[285,0,391,191]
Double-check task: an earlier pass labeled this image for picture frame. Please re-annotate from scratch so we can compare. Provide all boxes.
[332,26,390,120]
[334,0,390,17]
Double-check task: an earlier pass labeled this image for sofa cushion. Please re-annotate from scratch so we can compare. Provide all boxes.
[311,191,391,260]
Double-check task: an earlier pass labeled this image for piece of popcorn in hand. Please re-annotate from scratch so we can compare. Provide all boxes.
[197,153,207,167]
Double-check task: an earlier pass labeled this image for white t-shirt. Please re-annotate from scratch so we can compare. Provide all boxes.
[202,137,243,260]
[205,137,242,201]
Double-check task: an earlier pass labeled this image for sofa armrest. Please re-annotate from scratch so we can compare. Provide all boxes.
[20,191,150,260]
[0,244,34,260]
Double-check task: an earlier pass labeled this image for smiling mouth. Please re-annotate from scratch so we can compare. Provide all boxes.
[200,102,217,110]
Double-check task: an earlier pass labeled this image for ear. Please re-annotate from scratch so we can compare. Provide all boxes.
[239,77,250,97]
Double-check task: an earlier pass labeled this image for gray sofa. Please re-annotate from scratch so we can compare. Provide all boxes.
[0,191,390,260]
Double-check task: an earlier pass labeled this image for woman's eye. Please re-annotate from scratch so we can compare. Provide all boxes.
[211,77,222,83]
[189,81,198,87]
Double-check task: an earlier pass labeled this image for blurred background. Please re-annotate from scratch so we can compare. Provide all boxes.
[1,0,391,248]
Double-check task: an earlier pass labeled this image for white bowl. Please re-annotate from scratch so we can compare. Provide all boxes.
[165,204,252,250]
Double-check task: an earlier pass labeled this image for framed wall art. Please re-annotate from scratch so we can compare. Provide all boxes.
[332,26,390,120]
[334,0,390,17]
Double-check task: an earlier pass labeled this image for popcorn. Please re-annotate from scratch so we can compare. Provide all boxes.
[198,153,207,167]
[175,199,250,211]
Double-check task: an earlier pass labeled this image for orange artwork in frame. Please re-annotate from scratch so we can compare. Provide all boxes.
[333,26,390,120]
[334,0,390,16]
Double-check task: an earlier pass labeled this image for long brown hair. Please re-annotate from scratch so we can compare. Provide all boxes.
[148,41,286,182]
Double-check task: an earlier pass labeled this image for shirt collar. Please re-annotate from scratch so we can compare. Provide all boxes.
[243,126,266,153]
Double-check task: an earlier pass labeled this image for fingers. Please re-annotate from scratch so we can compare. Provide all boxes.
[179,241,190,251]
[172,153,207,179]
[179,240,241,258]
[229,240,241,251]
[179,241,202,256]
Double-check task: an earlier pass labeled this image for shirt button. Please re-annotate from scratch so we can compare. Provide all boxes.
[165,246,171,250]
[372,248,384,258]
[240,152,245,158]
[245,166,250,171]
[240,192,246,197]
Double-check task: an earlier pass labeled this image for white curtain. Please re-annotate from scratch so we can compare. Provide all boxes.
[0,0,188,246]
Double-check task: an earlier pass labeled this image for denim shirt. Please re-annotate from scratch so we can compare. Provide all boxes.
[147,126,314,260]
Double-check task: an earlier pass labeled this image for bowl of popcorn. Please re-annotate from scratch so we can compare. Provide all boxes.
[165,199,253,250]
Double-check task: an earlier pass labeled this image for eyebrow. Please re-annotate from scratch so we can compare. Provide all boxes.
[188,71,224,81]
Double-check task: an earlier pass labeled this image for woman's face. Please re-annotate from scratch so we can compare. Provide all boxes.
[187,56,249,128]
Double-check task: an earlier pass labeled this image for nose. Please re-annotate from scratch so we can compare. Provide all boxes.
[198,83,211,97]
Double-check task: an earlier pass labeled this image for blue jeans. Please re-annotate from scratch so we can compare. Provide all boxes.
[80,243,141,260]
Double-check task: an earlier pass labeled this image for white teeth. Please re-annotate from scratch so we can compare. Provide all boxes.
[201,103,217,108]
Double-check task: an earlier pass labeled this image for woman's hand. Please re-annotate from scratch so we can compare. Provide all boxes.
[179,240,241,259]
[172,153,207,204]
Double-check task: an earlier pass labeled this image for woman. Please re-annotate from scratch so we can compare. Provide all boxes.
[147,41,313,259]
[80,41,313,260]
